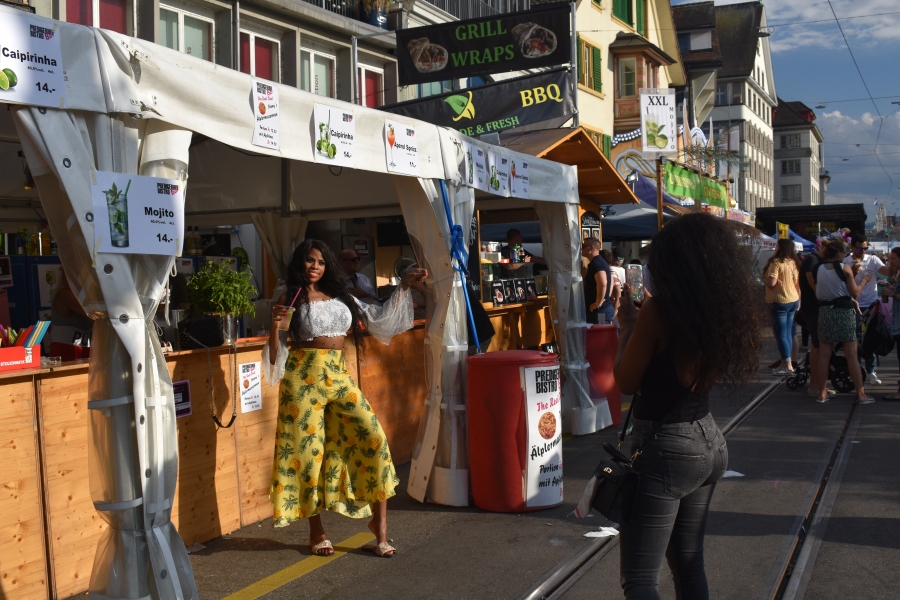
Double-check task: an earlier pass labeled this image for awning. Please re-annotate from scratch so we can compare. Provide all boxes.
[602,203,676,241]
[500,127,640,206]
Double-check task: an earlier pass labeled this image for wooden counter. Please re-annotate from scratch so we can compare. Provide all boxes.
[483,298,555,352]
[0,326,426,600]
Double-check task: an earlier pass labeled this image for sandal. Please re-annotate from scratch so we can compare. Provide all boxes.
[363,541,396,558]
[310,539,334,556]
[857,395,875,405]
[883,393,900,401]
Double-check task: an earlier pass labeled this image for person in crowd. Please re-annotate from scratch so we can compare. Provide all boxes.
[763,239,801,375]
[608,249,627,306]
[338,249,378,303]
[882,247,900,401]
[49,272,93,362]
[844,233,890,384]
[614,213,761,599]
[500,228,547,265]
[812,240,873,404]
[799,242,833,398]
[582,237,614,324]
[600,249,623,319]
[264,240,427,558]
[405,263,428,321]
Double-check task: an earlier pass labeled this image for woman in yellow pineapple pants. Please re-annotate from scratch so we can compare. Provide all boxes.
[264,239,426,558]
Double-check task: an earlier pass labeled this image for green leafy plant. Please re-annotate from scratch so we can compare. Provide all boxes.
[187,260,257,317]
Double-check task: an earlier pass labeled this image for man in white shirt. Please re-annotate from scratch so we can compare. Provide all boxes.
[339,249,378,302]
[843,233,890,383]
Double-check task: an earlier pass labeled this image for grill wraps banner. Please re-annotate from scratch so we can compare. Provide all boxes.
[384,69,574,137]
[396,5,571,85]
[664,163,728,209]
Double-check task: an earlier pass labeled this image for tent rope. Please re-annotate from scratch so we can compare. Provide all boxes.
[438,180,480,353]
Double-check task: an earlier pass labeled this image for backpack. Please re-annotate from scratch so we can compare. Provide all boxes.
[862,304,895,357]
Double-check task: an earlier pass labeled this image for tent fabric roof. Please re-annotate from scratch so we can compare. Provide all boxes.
[601,205,675,241]
[500,128,640,206]
[714,1,763,78]
[1,8,580,217]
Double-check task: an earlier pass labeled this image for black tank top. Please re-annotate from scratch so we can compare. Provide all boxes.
[635,350,709,423]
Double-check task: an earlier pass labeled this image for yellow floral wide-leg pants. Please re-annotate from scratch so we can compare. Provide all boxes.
[270,348,399,526]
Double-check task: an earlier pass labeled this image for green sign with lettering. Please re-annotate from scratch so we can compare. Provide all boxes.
[664,163,728,209]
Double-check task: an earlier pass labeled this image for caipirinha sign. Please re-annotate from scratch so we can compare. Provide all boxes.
[383,68,574,136]
[396,5,572,86]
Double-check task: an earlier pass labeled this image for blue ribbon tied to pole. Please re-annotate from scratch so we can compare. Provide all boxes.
[438,179,480,353]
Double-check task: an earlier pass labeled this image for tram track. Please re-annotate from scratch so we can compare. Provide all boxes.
[516,378,787,600]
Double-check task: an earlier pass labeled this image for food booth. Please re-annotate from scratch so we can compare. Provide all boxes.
[0,8,604,600]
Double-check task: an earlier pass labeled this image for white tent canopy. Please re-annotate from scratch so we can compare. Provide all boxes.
[3,7,597,599]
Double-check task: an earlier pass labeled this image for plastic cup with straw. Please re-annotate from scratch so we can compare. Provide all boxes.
[278,287,302,331]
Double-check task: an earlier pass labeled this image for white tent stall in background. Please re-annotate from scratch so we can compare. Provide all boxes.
[3,7,586,599]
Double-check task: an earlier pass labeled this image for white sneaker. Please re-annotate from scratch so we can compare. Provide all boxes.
[866,373,882,385]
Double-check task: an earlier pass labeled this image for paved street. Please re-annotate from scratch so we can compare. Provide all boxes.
[66,343,888,600]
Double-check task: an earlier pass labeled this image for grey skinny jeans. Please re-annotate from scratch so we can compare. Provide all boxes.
[619,412,728,600]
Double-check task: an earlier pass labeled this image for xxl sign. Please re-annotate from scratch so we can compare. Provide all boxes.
[396,5,571,86]
[383,68,574,137]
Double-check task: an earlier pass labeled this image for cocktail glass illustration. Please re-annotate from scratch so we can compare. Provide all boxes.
[105,180,131,248]
[387,124,396,166]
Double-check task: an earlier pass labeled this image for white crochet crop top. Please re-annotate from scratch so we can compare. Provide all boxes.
[296,298,353,341]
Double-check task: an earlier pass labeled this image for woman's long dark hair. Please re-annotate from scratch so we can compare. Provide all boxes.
[647,213,763,390]
[765,238,800,272]
[285,239,365,349]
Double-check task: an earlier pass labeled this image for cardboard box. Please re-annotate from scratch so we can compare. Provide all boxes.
[0,345,40,373]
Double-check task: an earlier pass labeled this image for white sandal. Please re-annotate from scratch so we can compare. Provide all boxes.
[363,541,396,558]
[310,539,334,556]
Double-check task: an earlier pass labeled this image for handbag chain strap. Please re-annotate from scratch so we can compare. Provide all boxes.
[186,331,238,429]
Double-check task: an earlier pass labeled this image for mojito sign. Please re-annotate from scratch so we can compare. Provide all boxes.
[91,171,185,256]
[640,88,677,155]
[0,11,65,108]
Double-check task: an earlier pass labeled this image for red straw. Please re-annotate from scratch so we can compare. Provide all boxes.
[288,287,303,308]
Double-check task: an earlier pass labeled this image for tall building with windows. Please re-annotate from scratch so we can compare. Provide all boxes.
[674,0,776,215]
[773,99,827,206]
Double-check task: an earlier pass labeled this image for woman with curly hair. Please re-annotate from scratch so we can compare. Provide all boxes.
[613,213,763,599]
[263,240,426,558]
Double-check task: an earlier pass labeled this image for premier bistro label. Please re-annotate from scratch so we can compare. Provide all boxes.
[523,365,562,507]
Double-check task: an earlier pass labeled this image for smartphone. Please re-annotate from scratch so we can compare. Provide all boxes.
[626,265,645,302]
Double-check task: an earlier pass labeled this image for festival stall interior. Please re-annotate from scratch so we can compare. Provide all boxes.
[0,10,631,600]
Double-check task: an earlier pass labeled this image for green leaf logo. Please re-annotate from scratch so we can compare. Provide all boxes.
[445,91,475,122]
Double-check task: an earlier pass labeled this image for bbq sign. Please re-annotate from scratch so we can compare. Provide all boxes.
[384,68,574,138]
[396,5,571,85]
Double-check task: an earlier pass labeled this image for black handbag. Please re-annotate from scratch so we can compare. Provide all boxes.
[590,381,697,524]
[178,315,225,349]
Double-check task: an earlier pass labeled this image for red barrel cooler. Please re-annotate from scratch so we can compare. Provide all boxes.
[585,324,623,426]
[468,350,563,512]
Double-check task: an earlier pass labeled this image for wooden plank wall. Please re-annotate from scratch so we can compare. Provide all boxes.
[0,375,49,600]
[358,328,427,464]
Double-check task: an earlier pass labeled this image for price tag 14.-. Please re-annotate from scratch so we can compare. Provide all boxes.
[91,171,185,256]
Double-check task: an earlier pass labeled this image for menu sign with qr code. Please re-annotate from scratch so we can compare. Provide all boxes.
[522,365,562,508]
[313,104,355,168]
[240,361,262,413]
[251,79,280,150]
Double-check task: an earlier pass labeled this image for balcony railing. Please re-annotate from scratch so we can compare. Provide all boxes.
[304,0,357,19]
[419,0,530,21]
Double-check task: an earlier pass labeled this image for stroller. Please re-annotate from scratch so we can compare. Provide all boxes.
[786,304,893,393]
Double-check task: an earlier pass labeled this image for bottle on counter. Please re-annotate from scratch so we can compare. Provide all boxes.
[41,224,51,256]
[15,232,26,255]
[49,234,58,255]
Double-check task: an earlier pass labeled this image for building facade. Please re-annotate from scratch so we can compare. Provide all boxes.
[674,0,776,216]
[773,99,827,206]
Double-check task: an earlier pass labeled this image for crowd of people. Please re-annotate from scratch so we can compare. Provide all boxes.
[762,231,898,405]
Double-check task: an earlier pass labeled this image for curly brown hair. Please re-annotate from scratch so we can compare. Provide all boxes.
[647,213,763,390]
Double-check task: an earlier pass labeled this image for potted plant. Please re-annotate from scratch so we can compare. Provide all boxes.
[358,0,388,29]
[186,260,257,343]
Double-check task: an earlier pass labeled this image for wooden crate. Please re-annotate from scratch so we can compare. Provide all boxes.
[0,374,49,600]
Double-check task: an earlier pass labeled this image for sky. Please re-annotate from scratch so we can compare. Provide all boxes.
[673,0,900,222]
